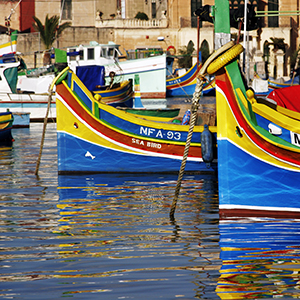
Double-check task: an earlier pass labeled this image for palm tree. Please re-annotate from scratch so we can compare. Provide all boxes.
[33,15,71,64]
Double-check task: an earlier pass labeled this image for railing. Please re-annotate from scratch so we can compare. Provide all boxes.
[256,10,300,17]
[95,18,168,28]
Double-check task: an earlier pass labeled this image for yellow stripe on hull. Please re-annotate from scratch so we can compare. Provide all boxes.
[56,100,141,154]
[216,86,300,171]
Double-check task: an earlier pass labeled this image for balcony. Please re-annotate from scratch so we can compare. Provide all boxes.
[95,18,168,29]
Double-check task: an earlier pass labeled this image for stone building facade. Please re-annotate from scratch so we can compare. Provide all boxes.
[0,0,299,78]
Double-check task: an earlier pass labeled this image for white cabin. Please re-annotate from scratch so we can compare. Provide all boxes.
[67,41,125,70]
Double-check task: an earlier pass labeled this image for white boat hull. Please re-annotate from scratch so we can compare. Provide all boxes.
[0,93,56,121]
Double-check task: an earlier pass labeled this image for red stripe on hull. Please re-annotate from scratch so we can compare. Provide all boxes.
[167,67,200,89]
[216,70,300,166]
[219,208,300,219]
[57,84,203,158]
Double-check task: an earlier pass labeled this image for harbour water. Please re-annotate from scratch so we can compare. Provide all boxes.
[1,104,300,299]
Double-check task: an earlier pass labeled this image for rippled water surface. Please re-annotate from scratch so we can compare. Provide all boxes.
[1,122,300,299]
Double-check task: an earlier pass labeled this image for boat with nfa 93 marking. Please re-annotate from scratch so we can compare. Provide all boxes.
[54,67,217,174]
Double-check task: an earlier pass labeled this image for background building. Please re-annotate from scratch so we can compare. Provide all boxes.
[0,0,298,78]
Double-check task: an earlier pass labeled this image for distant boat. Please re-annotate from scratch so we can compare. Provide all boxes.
[67,41,167,99]
[0,31,17,55]
[166,61,215,97]
[0,50,134,121]
[75,65,134,108]
[268,75,299,89]
[252,73,300,97]
[0,34,56,122]
[0,111,14,146]
[54,67,217,173]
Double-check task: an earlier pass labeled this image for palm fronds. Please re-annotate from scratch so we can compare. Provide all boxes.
[33,14,71,49]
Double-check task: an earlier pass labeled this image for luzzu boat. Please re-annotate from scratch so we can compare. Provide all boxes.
[252,73,299,97]
[205,0,300,217]
[74,65,134,108]
[54,67,217,174]
[268,76,299,89]
[166,61,215,97]
[0,111,14,146]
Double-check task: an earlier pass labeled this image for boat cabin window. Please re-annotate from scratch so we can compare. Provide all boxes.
[69,49,77,61]
[100,47,120,59]
[101,48,107,58]
[108,48,114,58]
[88,48,94,60]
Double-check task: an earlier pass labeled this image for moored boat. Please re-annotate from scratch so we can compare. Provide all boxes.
[0,30,17,55]
[251,73,299,97]
[0,42,56,121]
[71,65,134,108]
[166,61,215,97]
[67,41,167,99]
[206,0,300,217]
[0,50,134,121]
[0,111,14,146]
[54,67,217,174]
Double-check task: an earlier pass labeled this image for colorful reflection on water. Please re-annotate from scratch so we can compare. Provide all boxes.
[0,123,220,299]
[218,218,300,299]
[54,173,220,299]
[1,120,300,299]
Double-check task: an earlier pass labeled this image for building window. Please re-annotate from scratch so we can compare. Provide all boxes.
[191,0,202,28]
[61,0,72,20]
[152,0,156,19]
[268,0,278,27]
[200,39,210,63]
[88,48,94,60]
[229,0,258,10]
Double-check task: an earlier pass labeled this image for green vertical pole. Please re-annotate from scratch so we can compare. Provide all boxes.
[134,74,143,108]
[213,0,231,49]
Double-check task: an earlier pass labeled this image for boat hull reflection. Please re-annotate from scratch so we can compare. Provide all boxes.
[217,218,300,299]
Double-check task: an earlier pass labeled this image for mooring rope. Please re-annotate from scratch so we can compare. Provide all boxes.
[169,40,238,221]
[34,90,53,176]
[35,67,70,176]
[169,76,205,220]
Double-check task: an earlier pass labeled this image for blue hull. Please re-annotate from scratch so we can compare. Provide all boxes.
[57,132,216,173]
[218,139,300,212]
[166,84,215,97]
